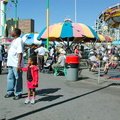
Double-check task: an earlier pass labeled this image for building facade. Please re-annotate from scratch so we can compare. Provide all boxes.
[6,18,34,36]
[18,19,34,33]
[6,18,17,36]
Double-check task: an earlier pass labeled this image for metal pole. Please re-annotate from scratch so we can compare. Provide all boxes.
[0,1,4,38]
[1,1,8,38]
[14,0,17,28]
[46,0,49,50]
[11,0,18,28]
[4,2,7,37]
[74,0,77,23]
[98,60,100,84]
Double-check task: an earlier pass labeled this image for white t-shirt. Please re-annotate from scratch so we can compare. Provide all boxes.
[7,37,24,67]
[89,55,96,61]
[50,48,54,56]
[35,46,49,56]
[58,55,66,66]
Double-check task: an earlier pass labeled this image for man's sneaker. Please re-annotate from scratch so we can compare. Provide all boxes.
[24,98,30,104]
[13,94,22,100]
[4,93,14,98]
[30,98,35,104]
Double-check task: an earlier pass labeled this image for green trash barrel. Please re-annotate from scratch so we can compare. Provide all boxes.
[65,55,79,81]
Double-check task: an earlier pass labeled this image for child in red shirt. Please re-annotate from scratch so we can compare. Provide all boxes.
[21,56,39,104]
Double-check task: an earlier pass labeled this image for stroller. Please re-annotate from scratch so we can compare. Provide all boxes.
[41,56,54,73]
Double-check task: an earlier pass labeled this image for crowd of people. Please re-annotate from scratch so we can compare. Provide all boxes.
[1,28,120,104]
[88,45,120,74]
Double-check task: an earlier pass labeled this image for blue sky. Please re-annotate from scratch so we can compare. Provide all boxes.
[5,0,120,33]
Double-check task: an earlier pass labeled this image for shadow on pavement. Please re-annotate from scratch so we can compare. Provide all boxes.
[78,76,89,81]
[36,88,61,96]
[37,95,63,102]
[21,88,61,98]
[8,84,111,120]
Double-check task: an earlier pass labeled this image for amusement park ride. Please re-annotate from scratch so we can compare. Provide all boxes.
[95,3,120,41]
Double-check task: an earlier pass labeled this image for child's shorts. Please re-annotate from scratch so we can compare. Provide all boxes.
[94,62,99,67]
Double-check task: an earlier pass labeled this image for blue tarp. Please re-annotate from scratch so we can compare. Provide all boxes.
[112,40,120,45]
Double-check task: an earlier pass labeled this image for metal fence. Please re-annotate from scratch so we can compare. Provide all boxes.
[97,60,120,84]
[79,60,120,84]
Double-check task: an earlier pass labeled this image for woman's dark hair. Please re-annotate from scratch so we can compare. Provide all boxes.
[29,56,37,65]
[74,45,79,50]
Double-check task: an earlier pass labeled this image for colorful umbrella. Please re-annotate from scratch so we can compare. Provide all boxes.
[37,22,99,42]
[98,34,114,42]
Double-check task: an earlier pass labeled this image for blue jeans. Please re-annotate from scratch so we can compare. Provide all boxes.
[7,66,23,96]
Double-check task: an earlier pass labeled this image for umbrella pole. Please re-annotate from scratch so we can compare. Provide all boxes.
[67,37,69,46]
[69,37,77,47]
[94,39,97,47]
[59,43,64,45]
[60,38,67,46]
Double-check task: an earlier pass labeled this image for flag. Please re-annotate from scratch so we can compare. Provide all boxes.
[0,0,9,2]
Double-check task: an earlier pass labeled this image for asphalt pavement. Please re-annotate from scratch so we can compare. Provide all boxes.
[0,68,120,120]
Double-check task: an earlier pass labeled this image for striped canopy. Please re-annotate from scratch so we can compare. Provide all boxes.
[37,22,99,42]
[98,34,114,42]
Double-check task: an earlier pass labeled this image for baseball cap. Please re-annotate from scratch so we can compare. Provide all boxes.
[90,51,94,54]
[61,51,66,54]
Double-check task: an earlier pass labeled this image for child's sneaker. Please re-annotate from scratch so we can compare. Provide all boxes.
[31,98,35,104]
[24,98,30,104]
[104,70,108,74]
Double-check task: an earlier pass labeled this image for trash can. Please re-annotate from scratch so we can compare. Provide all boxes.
[65,55,79,81]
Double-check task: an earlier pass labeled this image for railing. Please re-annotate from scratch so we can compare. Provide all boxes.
[97,60,120,84]
[79,60,120,84]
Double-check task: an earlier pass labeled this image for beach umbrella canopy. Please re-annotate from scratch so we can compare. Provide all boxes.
[20,33,30,43]
[98,34,114,42]
[37,22,99,42]
[21,33,42,45]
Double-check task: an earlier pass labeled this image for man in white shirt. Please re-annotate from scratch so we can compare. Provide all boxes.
[49,46,55,57]
[49,46,56,63]
[88,52,96,61]
[4,28,24,100]
[88,52,97,71]
[52,51,66,70]
[34,44,49,71]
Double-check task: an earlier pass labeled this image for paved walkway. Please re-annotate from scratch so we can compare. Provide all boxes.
[0,68,120,120]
